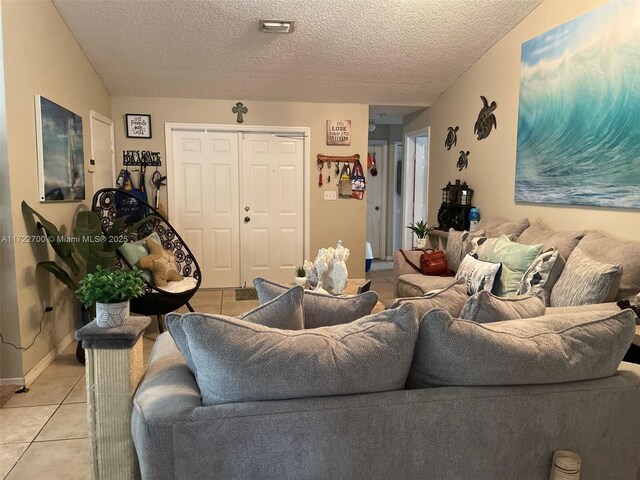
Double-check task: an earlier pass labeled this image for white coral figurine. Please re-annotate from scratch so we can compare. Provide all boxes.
[329,242,350,294]
[302,241,350,295]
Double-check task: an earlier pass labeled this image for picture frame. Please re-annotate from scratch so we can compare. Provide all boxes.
[35,95,85,202]
[125,113,152,138]
[326,120,351,146]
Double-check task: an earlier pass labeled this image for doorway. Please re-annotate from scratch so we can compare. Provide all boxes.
[166,124,310,288]
[402,128,429,249]
[366,141,388,259]
[89,110,115,192]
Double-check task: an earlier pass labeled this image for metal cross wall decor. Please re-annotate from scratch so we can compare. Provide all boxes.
[232,102,248,124]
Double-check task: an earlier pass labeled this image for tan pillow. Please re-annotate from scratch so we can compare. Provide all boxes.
[388,279,468,318]
[445,228,485,272]
[517,222,586,262]
[475,216,529,239]
[138,239,184,287]
[459,290,545,323]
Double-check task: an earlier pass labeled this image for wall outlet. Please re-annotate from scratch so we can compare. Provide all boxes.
[324,190,337,200]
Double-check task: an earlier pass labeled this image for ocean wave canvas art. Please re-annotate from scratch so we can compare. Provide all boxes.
[515,1,640,209]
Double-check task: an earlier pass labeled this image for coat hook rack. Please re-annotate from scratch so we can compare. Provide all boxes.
[316,154,360,164]
[123,150,162,167]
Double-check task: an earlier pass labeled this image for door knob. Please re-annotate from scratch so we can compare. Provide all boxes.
[375,206,380,211]
[244,216,251,223]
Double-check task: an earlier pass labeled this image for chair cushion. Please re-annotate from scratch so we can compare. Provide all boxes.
[387,279,467,318]
[516,222,586,262]
[396,274,456,298]
[550,247,622,307]
[118,231,162,283]
[445,229,486,272]
[182,303,419,405]
[577,231,640,301]
[472,235,542,297]
[475,216,529,239]
[459,290,545,323]
[454,254,502,295]
[408,308,636,387]
[166,285,305,373]
[253,277,378,328]
[517,248,560,301]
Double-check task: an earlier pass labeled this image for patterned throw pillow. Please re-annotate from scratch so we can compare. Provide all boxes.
[517,248,559,297]
[550,247,622,307]
[454,254,502,295]
[445,228,485,272]
[472,235,542,297]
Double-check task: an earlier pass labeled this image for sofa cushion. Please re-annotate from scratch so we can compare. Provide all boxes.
[472,235,542,297]
[396,274,456,298]
[166,285,305,373]
[182,303,419,405]
[517,223,586,262]
[387,279,467,318]
[545,302,620,315]
[475,216,529,239]
[459,290,545,323]
[408,308,636,387]
[253,277,378,328]
[577,231,640,301]
[445,228,485,272]
[517,248,560,300]
[454,254,502,295]
[550,247,622,307]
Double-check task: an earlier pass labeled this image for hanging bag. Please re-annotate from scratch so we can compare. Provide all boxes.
[350,158,366,200]
[338,163,352,198]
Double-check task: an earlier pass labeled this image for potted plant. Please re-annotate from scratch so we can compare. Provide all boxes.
[294,266,307,287]
[406,220,433,249]
[76,266,145,327]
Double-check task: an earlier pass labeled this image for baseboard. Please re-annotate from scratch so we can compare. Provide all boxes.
[0,376,25,386]
[23,331,76,386]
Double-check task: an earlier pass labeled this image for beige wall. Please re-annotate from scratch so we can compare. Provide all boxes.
[111,97,368,280]
[2,0,111,377]
[424,0,639,240]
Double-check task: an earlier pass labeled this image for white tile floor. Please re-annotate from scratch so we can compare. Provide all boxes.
[0,262,396,479]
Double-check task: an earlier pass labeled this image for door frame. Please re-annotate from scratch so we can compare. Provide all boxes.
[367,140,389,259]
[89,110,115,193]
[402,127,430,249]
[165,123,312,272]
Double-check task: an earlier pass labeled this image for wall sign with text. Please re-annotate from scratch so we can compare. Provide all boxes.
[326,120,351,146]
[126,113,152,138]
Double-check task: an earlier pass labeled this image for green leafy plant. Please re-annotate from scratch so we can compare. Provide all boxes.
[76,266,145,308]
[406,220,433,239]
[294,266,306,277]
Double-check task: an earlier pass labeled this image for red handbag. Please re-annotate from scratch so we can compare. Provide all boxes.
[399,249,451,276]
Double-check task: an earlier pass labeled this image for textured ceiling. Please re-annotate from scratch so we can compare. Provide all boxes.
[53,0,542,105]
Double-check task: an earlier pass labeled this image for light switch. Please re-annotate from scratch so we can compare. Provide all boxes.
[324,190,337,200]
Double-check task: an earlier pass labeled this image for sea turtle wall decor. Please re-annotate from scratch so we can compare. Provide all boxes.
[474,96,497,140]
[457,150,470,171]
[445,126,459,150]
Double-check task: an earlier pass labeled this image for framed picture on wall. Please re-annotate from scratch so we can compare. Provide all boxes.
[35,95,85,202]
[125,113,152,138]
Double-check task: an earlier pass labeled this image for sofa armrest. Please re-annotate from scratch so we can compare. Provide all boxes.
[393,249,423,278]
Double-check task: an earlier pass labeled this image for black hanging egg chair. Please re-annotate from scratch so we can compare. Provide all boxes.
[92,188,201,332]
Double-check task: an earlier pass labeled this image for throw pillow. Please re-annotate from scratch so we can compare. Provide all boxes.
[517,248,559,298]
[253,277,379,328]
[166,285,305,374]
[459,290,545,323]
[577,231,640,301]
[454,254,502,295]
[472,235,542,297]
[550,247,622,307]
[408,308,635,387]
[387,279,468,318]
[396,274,458,298]
[117,232,162,283]
[182,303,419,405]
[516,223,586,262]
[138,238,184,287]
[445,228,485,272]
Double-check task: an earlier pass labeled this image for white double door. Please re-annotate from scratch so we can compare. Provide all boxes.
[171,130,304,288]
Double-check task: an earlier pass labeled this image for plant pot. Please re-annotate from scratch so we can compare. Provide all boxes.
[95,300,130,328]
[294,276,307,287]
[416,237,427,249]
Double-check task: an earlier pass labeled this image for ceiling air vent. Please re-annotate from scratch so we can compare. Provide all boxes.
[259,20,294,34]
